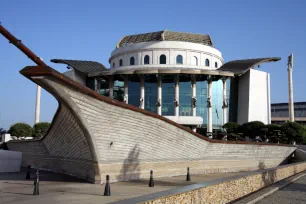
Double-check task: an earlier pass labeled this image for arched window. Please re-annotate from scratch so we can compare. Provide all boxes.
[144,55,150,64]
[112,62,115,68]
[191,56,198,65]
[119,59,123,66]
[176,55,183,64]
[205,59,210,67]
[130,57,135,65]
[160,54,166,64]
[215,62,218,68]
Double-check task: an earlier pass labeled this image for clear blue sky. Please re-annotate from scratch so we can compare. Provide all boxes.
[0,0,305,129]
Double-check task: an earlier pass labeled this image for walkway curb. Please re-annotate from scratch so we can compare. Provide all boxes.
[234,171,306,204]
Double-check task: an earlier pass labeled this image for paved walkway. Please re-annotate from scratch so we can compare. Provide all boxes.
[258,174,306,204]
[0,168,242,204]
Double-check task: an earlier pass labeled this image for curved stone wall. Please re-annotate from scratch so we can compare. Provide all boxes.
[7,66,296,184]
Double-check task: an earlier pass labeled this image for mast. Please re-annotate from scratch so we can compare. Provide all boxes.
[288,53,294,122]
[0,22,47,124]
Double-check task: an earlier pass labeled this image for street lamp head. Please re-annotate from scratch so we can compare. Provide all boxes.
[288,53,294,68]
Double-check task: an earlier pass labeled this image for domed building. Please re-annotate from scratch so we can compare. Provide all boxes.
[52,30,280,135]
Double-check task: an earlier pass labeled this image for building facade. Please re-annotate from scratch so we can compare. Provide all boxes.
[53,30,280,134]
[271,102,306,125]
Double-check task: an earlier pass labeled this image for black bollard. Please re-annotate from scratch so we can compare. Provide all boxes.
[149,170,154,187]
[33,169,39,195]
[186,167,190,181]
[26,165,31,180]
[104,175,111,196]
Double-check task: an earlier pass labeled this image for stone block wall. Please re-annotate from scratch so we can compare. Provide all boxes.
[138,161,306,204]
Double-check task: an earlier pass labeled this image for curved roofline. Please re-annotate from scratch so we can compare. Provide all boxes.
[217,57,281,76]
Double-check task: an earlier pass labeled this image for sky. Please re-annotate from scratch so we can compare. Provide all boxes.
[0,0,305,129]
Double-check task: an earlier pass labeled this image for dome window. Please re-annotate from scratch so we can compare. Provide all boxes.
[160,54,166,64]
[130,57,135,65]
[144,55,150,64]
[176,55,183,64]
[205,59,210,67]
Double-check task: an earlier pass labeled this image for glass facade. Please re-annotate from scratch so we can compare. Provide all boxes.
[123,75,231,129]
[179,80,191,116]
[113,80,124,101]
[162,81,174,116]
[128,81,140,107]
[145,80,157,113]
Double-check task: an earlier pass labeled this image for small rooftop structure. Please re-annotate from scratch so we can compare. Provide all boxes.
[117,30,213,48]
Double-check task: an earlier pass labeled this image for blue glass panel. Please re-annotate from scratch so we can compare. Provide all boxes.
[179,80,191,116]
[162,81,174,116]
[212,80,222,129]
[145,82,157,113]
[128,81,140,107]
[196,81,207,126]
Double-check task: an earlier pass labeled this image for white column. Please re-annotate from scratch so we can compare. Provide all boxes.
[174,75,179,116]
[140,75,145,109]
[207,76,213,134]
[191,75,196,116]
[109,76,114,99]
[222,78,228,125]
[124,76,128,104]
[288,53,294,122]
[34,85,41,124]
[95,78,100,93]
[157,75,162,115]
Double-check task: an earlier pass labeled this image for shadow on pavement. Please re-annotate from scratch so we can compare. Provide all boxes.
[0,167,88,183]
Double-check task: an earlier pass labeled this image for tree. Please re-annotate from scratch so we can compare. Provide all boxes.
[281,122,306,144]
[32,122,51,138]
[238,121,265,139]
[8,123,33,137]
[222,122,240,133]
[264,124,282,143]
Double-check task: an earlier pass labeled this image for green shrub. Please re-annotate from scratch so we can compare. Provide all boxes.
[8,123,33,137]
[238,121,265,139]
[33,122,51,138]
[222,122,240,133]
[281,122,306,144]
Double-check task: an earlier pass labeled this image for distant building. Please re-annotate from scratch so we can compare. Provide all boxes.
[271,102,306,125]
[0,133,12,144]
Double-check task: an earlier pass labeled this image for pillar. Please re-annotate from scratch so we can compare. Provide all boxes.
[140,75,145,109]
[207,76,213,134]
[191,75,196,116]
[174,75,179,116]
[222,77,228,125]
[124,76,128,104]
[109,76,114,99]
[157,75,162,115]
[288,53,294,122]
[95,78,101,93]
[34,85,41,124]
